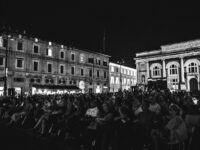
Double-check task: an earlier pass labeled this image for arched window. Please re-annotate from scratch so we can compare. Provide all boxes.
[142,75,145,83]
[169,64,178,75]
[153,66,160,76]
[188,62,197,73]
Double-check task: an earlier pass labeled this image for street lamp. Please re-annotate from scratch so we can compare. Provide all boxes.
[117,59,125,91]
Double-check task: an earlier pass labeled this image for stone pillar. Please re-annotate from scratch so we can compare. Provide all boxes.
[162,59,166,78]
[146,61,149,80]
[180,56,185,83]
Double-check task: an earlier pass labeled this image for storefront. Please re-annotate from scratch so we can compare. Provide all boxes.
[31,84,81,95]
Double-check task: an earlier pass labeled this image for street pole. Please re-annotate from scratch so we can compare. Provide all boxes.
[4,35,8,96]
[120,64,122,91]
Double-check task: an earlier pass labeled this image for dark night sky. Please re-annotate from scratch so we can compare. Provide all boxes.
[1,0,200,67]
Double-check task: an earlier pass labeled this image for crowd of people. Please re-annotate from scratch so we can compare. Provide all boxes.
[0,87,200,150]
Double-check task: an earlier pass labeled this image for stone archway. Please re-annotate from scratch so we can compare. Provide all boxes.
[190,78,198,92]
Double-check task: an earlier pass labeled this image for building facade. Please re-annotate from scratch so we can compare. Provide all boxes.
[135,39,200,92]
[0,33,110,95]
[109,62,137,92]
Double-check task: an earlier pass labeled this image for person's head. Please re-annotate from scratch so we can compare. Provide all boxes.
[169,104,180,117]
[142,102,149,112]
[102,102,112,113]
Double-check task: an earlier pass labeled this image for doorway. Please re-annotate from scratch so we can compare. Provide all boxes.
[190,78,198,92]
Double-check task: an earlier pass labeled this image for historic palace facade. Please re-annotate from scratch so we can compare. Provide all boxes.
[0,33,110,95]
[135,39,200,92]
[109,62,137,92]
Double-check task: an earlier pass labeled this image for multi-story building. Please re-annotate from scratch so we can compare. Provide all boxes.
[109,62,137,92]
[135,39,200,92]
[0,33,110,95]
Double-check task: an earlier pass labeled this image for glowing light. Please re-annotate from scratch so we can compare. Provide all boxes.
[35,38,38,42]
[61,45,64,48]
[49,42,52,46]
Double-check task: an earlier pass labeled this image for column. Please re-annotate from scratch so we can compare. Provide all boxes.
[146,61,149,79]
[180,56,185,83]
[162,59,166,78]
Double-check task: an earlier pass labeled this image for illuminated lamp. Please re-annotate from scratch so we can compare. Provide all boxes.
[35,38,38,42]
[49,42,52,46]
[61,45,64,48]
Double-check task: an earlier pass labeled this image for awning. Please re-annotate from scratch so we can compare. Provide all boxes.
[31,84,81,90]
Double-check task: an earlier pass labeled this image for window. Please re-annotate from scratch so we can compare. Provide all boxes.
[116,67,119,73]
[188,62,197,73]
[33,45,39,54]
[88,58,94,64]
[16,58,24,69]
[97,70,100,78]
[127,79,130,85]
[60,65,65,74]
[0,57,4,66]
[0,37,3,47]
[81,68,84,76]
[17,41,23,51]
[47,63,52,73]
[98,60,101,65]
[46,48,52,56]
[169,64,178,75]
[142,75,145,83]
[111,66,114,72]
[71,66,74,75]
[124,69,126,74]
[153,66,160,76]
[131,79,134,85]
[110,77,114,84]
[80,54,84,62]
[171,78,178,85]
[33,61,39,71]
[121,68,123,74]
[104,71,107,78]
[116,77,119,84]
[60,51,65,59]
[89,69,92,77]
[124,78,126,84]
[71,53,75,61]
[103,61,107,66]
[3,39,7,48]
[14,77,24,82]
